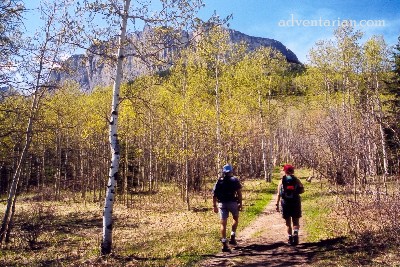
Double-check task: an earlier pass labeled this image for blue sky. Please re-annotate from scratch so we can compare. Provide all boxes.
[199,0,400,62]
[24,0,400,63]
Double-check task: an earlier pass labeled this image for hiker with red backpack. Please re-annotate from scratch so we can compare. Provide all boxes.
[276,164,304,246]
[212,164,243,252]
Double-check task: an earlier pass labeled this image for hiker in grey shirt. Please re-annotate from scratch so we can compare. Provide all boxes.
[212,164,243,252]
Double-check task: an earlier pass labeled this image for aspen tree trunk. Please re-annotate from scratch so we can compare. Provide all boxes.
[123,137,128,206]
[377,97,389,181]
[267,86,273,182]
[101,0,130,255]
[184,121,190,210]
[214,55,222,173]
[80,147,87,203]
[25,156,31,193]
[41,148,45,191]
[257,89,268,182]
[148,113,154,192]
[378,119,389,194]
[64,137,69,190]
[0,87,41,244]
[182,68,190,210]
[55,133,61,200]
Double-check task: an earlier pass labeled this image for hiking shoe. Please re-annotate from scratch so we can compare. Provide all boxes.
[229,234,237,245]
[292,234,299,246]
[288,235,293,245]
[221,241,231,252]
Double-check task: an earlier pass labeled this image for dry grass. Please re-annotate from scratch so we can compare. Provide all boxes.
[300,173,400,267]
[0,178,272,266]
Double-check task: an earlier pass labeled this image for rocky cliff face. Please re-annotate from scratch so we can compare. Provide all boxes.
[228,29,299,64]
[52,28,300,91]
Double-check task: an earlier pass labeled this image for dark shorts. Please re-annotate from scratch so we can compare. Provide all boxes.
[281,200,302,219]
[217,201,239,220]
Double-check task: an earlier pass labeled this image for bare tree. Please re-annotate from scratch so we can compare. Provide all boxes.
[0,0,73,244]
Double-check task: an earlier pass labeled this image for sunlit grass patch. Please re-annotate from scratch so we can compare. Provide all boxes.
[301,176,346,242]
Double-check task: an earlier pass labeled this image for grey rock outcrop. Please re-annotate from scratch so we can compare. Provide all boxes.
[52,28,300,91]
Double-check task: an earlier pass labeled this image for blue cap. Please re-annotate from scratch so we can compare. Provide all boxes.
[222,164,233,173]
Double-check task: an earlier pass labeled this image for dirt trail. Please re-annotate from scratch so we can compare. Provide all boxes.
[197,194,311,267]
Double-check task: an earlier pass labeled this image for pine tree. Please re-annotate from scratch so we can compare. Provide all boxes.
[385,36,400,153]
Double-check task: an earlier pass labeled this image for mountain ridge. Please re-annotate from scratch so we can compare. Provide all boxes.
[52,28,300,91]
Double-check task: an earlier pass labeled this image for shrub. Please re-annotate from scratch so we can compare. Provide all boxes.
[18,203,55,249]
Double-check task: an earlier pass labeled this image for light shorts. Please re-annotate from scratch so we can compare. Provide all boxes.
[218,201,239,220]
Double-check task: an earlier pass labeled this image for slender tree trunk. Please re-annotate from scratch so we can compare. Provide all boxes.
[101,0,130,255]
[80,146,87,203]
[181,68,190,210]
[41,148,45,192]
[123,136,128,206]
[64,137,69,191]
[0,87,41,244]
[148,113,154,192]
[214,58,222,175]
[5,193,17,244]
[184,121,190,210]
[267,86,273,182]
[55,133,62,201]
[257,89,268,181]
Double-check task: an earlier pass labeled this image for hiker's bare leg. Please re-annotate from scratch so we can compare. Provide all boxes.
[232,215,239,233]
[285,217,292,235]
[292,217,300,232]
[220,219,228,239]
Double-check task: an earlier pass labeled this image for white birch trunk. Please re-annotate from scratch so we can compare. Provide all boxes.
[258,89,268,182]
[101,0,130,255]
[214,55,222,174]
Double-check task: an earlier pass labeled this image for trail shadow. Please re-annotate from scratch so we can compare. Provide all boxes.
[192,206,211,212]
[197,237,349,267]
[37,255,81,266]
[51,214,102,234]
[237,241,287,253]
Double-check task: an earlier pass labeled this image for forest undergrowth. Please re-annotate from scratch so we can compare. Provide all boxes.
[0,177,274,266]
[301,170,400,267]
[0,169,399,266]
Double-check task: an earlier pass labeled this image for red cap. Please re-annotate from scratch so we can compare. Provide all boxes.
[283,164,295,174]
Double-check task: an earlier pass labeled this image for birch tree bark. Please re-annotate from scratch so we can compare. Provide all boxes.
[101,0,130,255]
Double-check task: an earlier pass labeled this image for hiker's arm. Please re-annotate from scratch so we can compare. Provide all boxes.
[297,178,305,194]
[213,196,218,213]
[237,189,243,211]
[276,182,281,211]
